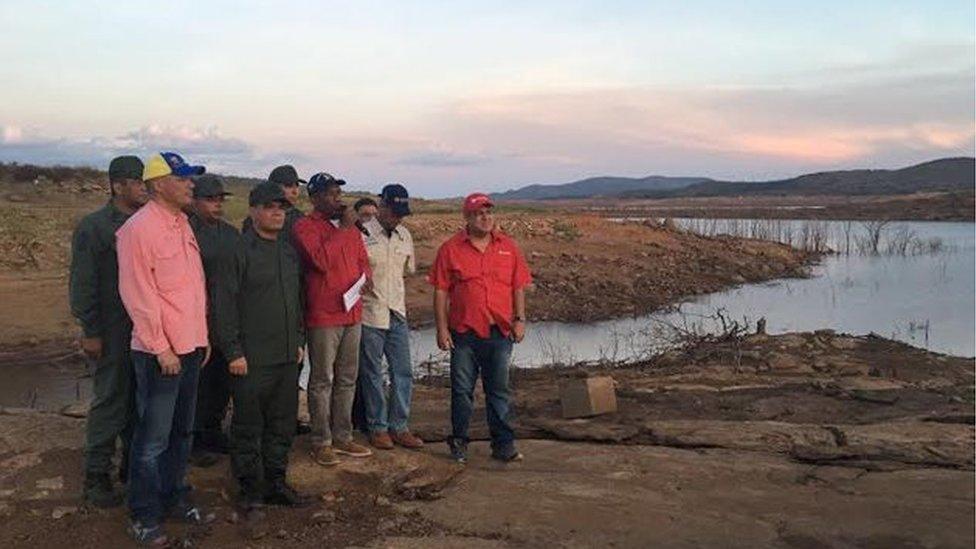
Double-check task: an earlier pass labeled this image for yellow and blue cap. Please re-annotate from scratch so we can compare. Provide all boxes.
[143,152,206,181]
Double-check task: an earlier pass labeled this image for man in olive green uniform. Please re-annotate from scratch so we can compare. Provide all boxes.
[69,155,148,507]
[214,182,309,512]
[242,164,306,240]
[243,165,312,435]
[188,174,239,463]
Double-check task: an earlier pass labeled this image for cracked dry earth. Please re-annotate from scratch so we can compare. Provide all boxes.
[1,331,973,548]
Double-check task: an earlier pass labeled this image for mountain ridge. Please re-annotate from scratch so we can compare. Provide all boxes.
[492,157,975,200]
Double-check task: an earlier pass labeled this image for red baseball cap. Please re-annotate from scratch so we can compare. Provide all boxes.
[463,192,494,213]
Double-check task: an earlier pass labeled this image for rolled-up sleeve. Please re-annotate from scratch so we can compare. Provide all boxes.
[117,226,169,354]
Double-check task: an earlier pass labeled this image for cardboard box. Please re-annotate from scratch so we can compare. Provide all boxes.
[559,376,617,419]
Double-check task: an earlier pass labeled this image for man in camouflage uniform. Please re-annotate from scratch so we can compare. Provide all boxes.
[69,155,148,507]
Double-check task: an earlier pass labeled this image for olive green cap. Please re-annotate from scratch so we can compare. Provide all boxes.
[108,155,144,182]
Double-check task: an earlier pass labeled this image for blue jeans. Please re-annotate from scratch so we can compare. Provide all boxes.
[128,349,202,524]
[449,327,515,451]
[359,313,413,433]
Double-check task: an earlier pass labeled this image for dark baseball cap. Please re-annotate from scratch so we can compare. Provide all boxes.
[249,181,289,206]
[307,172,345,195]
[268,165,306,187]
[108,156,144,182]
[379,183,411,217]
[192,174,232,199]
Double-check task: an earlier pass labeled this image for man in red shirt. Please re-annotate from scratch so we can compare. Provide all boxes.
[292,172,374,466]
[428,193,532,464]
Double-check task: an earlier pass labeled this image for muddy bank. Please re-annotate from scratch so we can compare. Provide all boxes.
[0,331,972,547]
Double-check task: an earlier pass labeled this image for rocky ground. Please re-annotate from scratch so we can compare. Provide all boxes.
[0,331,972,548]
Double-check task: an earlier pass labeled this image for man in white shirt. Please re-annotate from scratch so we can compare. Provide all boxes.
[359,184,424,450]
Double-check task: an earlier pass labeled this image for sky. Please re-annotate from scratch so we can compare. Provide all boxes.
[1,1,973,197]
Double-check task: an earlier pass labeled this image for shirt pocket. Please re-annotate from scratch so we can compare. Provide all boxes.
[490,252,515,284]
[153,246,185,292]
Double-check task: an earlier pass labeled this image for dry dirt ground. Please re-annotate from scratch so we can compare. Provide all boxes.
[0,180,812,343]
[0,331,972,548]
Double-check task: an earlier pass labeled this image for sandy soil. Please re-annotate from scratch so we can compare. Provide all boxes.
[0,331,972,548]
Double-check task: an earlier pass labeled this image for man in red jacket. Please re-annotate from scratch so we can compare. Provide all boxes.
[292,172,374,466]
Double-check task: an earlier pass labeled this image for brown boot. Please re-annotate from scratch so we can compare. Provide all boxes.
[390,431,425,449]
[369,432,394,450]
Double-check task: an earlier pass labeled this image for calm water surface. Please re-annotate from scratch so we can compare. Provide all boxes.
[409,220,976,368]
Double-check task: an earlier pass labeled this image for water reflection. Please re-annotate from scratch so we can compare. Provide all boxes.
[410,220,976,368]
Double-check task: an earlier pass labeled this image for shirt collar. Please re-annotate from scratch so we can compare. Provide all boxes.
[147,199,187,229]
[462,228,499,243]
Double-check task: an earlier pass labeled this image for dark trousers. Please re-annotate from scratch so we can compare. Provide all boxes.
[83,323,135,479]
[230,361,299,493]
[449,327,515,451]
[193,349,230,449]
[128,349,202,525]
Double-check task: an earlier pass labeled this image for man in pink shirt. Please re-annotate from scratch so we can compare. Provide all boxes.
[117,152,213,545]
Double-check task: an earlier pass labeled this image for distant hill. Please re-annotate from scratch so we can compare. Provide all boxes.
[494,158,975,200]
[491,175,712,200]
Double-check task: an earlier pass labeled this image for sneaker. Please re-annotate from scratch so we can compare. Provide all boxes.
[491,445,523,463]
[83,474,122,508]
[369,432,394,450]
[447,437,468,465]
[264,480,312,507]
[390,430,425,449]
[128,520,168,546]
[168,501,217,525]
[311,445,341,466]
[334,439,373,457]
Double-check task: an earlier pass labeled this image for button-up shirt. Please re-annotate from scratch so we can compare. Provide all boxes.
[428,229,532,338]
[117,199,208,355]
[361,218,415,330]
[291,210,371,327]
[212,230,305,366]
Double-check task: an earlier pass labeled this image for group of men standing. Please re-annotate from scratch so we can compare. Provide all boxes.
[69,152,532,545]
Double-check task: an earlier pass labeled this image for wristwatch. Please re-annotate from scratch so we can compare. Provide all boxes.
[513,316,525,323]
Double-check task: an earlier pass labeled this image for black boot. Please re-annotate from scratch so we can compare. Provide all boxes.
[83,473,122,508]
[264,479,311,507]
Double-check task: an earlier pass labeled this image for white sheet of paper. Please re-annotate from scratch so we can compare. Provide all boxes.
[343,273,367,312]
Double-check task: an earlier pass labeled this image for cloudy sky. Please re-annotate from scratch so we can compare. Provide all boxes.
[1,1,973,197]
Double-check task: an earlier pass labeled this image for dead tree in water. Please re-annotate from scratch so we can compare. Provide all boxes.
[857,220,891,255]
